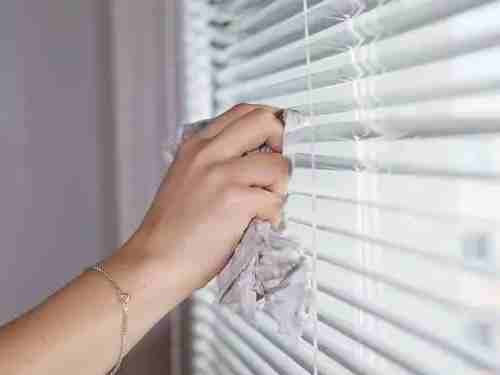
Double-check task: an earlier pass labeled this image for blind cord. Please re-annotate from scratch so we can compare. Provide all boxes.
[301,1,319,375]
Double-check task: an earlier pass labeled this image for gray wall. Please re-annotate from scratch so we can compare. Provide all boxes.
[0,0,116,325]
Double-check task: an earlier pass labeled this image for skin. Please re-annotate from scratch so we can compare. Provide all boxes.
[0,104,289,375]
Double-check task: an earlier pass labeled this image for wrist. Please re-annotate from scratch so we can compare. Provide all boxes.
[103,230,193,313]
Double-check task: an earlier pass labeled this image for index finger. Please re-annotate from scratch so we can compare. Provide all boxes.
[197,103,279,140]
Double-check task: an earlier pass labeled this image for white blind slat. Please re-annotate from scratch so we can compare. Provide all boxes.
[283,94,500,148]
[287,133,500,179]
[235,0,306,32]
[217,0,492,84]
[317,283,499,372]
[253,47,500,115]
[217,0,500,103]
[193,293,311,375]
[225,0,384,58]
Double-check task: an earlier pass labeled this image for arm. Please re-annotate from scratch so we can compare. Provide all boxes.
[0,104,288,375]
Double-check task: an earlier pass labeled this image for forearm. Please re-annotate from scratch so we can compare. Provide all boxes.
[0,233,188,375]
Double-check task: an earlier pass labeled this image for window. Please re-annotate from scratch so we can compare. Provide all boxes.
[184,1,500,374]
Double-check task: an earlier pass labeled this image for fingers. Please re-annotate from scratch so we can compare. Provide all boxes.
[197,103,278,140]
[223,152,290,195]
[243,188,284,228]
[216,152,289,228]
[205,108,284,161]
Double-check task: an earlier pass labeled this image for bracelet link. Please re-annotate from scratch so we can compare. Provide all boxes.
[119,293,131,312]
[86,263,130,375]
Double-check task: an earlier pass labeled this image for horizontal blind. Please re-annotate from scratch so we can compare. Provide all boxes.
[180,0,215,123]
[188,1,500,374]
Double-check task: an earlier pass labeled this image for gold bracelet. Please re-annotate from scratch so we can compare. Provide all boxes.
[87,263,131,375]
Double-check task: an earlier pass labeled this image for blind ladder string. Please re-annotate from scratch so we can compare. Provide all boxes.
[301,1,319,374]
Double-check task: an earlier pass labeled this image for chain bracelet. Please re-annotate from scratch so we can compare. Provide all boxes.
[87,263,130,375]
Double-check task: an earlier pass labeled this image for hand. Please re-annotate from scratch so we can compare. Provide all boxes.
[130,104,290,294]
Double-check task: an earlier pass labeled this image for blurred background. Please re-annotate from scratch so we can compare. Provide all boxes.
[0,1,181,373]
